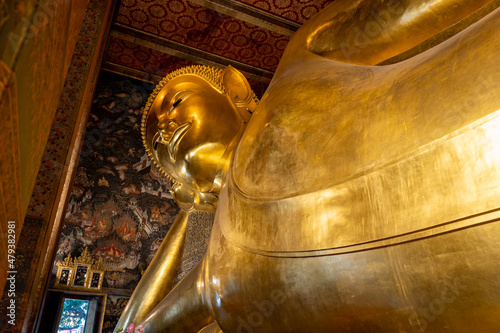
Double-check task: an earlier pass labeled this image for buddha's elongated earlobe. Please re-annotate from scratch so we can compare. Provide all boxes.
[170,183,218,213]
[222,66,257,122]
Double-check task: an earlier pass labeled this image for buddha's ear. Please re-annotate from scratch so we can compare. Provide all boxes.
[170,183,218,213]
[222,66,257,121]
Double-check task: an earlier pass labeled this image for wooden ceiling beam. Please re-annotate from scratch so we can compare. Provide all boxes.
[110,23,275,81]
[101,61,162,84]
[186,0,300,37]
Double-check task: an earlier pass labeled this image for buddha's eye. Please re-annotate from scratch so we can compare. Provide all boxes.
[170,92,192,111]
[172,97,183,109]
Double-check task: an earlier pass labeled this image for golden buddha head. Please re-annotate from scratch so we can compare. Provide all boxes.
[142,65,258,212]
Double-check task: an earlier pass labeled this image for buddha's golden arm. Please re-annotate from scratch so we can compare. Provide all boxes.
[138,259,214,332]
[114,210,190,331]
[292,0,495,65]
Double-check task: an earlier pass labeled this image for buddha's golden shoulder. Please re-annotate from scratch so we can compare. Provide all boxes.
[221,11,500,255]
[232,8,500,200]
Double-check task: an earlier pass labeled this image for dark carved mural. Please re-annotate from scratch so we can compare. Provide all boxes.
[102,295,130,333]
[52,72,180,290]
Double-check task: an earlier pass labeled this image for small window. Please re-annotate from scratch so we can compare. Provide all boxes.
[56,298,90,333]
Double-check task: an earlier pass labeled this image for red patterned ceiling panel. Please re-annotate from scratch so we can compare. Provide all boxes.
[116,0,289,71]
[106,36,196,76]
[105,36,271,97]
[239,0,335,24]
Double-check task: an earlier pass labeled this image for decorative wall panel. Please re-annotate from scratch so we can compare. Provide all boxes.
[51,73,180,291]
[2,0,90,216]
[0,0,114,330]
[102,295,130,333]
[174,211,214,285]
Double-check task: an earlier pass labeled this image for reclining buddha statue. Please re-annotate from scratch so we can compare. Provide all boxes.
[116,0,500,331]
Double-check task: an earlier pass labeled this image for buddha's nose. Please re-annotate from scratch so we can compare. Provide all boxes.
[157,112,170,130]
[158,119,178,142]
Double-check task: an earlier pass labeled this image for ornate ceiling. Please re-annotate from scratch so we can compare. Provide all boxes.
[102,0,334,96]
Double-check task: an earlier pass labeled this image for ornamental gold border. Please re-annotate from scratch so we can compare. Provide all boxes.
[55,266,74,287]
[54,248,107,292]
[87,270,104,290]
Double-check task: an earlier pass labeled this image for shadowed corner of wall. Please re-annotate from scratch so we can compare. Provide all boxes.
[0,59,23,297]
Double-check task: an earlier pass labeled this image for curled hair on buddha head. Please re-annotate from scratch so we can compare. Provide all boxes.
[141,65,259,211]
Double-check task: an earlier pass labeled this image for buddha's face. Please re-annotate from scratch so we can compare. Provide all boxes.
[151,75,242,193]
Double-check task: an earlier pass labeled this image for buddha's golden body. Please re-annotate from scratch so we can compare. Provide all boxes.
[116,1,500,332]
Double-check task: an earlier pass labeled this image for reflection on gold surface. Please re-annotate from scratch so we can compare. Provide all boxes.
[114,211,189,330]
[117,1,500,332]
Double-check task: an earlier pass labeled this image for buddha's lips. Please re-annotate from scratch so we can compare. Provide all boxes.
[168,122,191,163]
